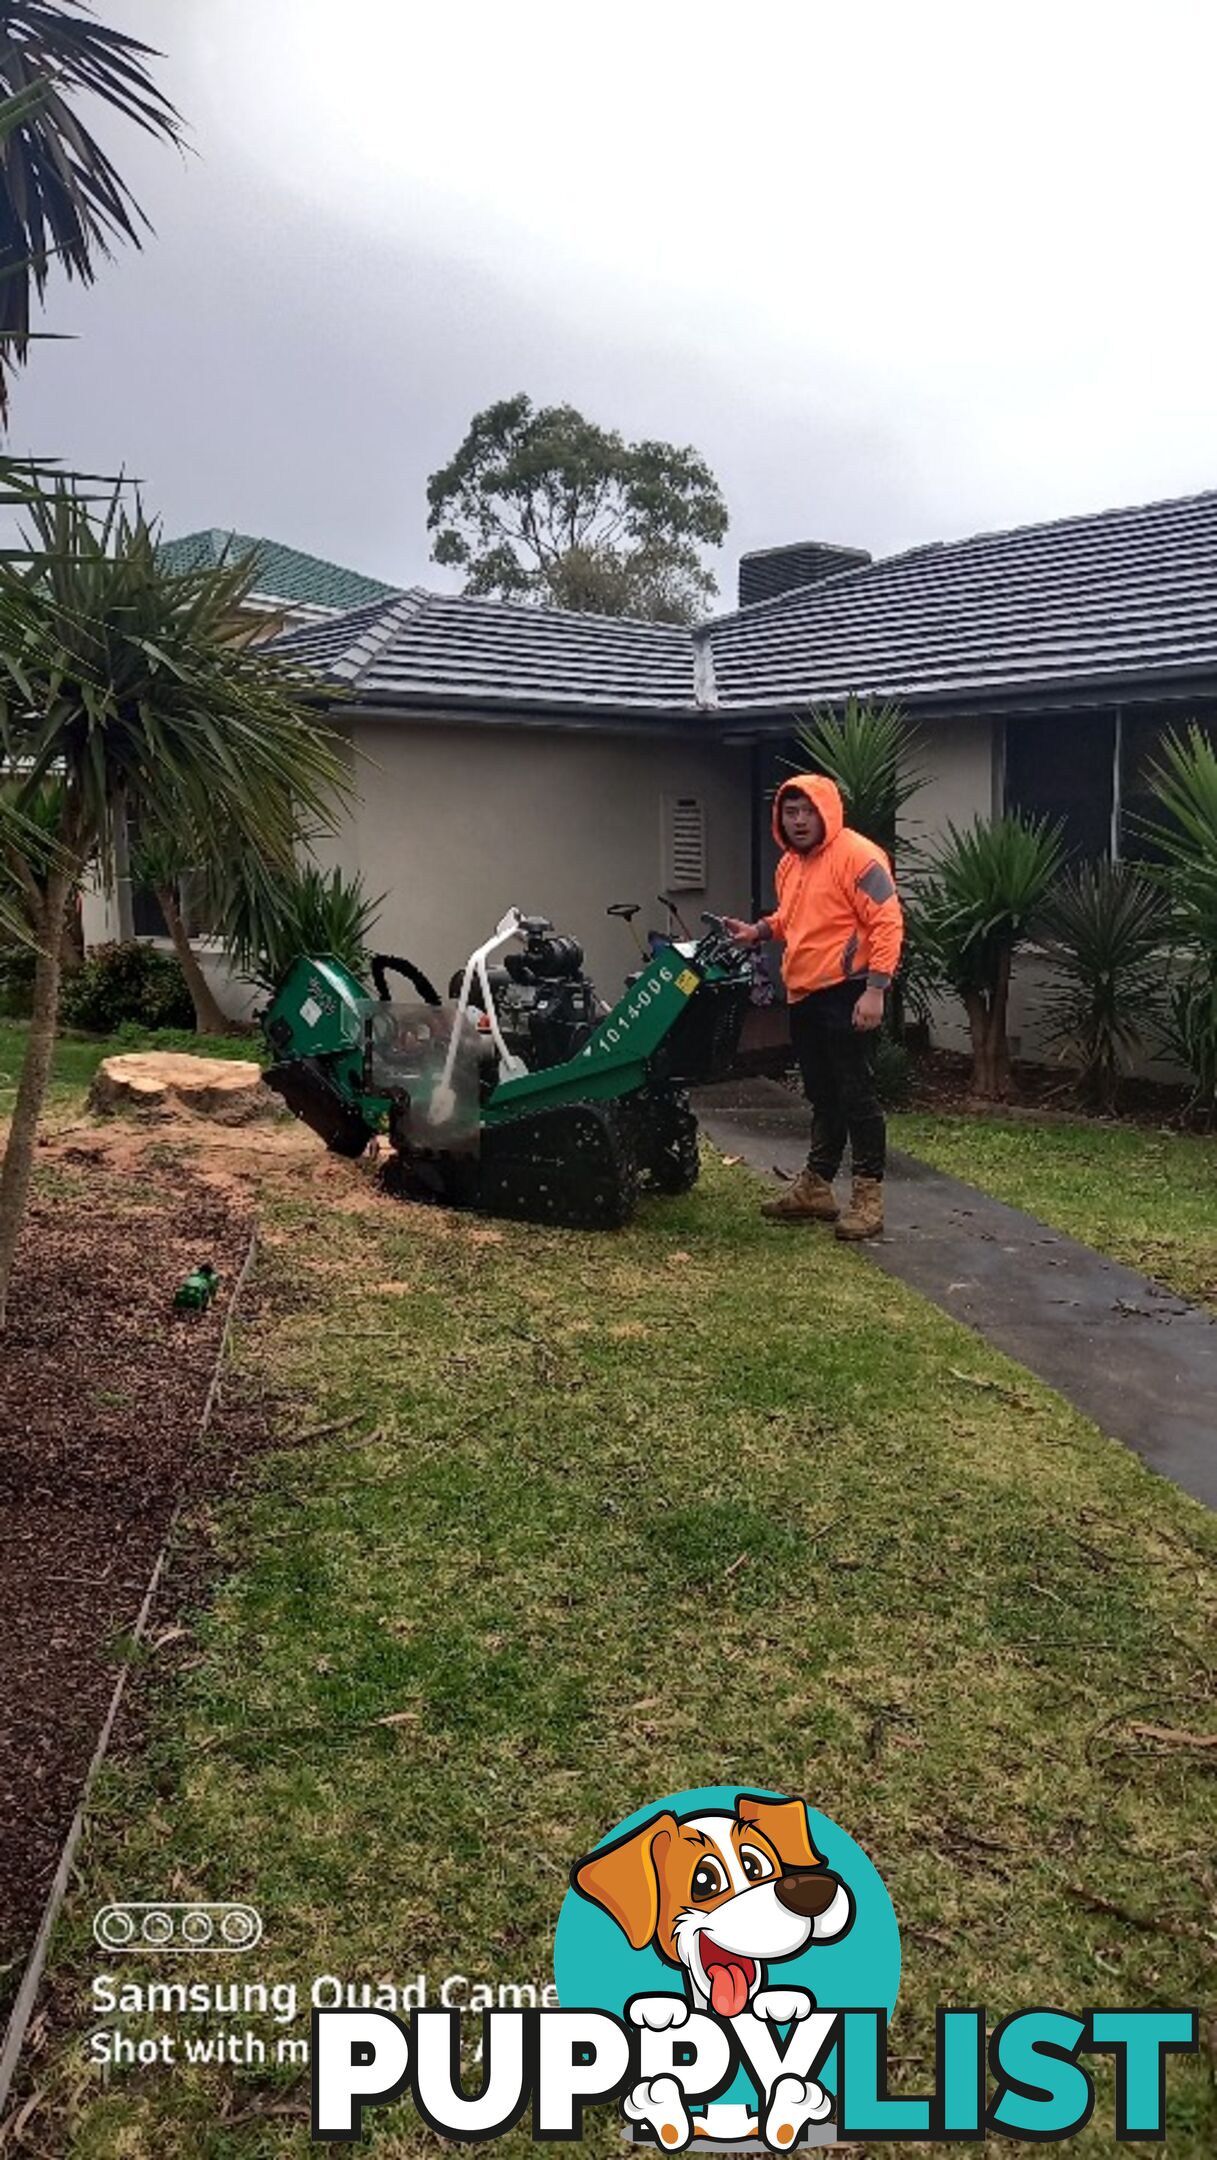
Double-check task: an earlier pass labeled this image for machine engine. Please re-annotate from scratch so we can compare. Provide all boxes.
[478,916,601,1074]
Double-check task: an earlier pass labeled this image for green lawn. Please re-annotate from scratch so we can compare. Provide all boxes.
[0,1019,110,1115]
[0,1020,261,1123]
[893,1112,1217,1311]
[19,1144,1216,2158]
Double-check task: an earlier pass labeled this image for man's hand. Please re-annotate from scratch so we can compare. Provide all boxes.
[722,916,761,947]
[853,986,885,1031]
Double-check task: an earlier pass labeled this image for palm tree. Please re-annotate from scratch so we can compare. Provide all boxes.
[126,814,232,1036]
[0,484,350,1326]
[919,813,1065,1099]
[0,1,183,413]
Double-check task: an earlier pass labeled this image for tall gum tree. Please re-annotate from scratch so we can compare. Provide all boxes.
[427,394,728,625]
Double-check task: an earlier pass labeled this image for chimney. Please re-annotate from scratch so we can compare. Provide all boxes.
[738,541,871,609]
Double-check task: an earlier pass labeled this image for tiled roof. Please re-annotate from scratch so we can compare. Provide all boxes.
[272,588,697,712]
[268,488,1217,722]
[706,488,1217,711]
[270,591,421,679]
[158,530,398,613]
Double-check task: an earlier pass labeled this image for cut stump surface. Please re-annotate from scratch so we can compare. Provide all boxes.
[88,1052,273,1124]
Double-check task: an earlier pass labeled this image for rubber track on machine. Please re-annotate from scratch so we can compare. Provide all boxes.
[480,1099,639,1229]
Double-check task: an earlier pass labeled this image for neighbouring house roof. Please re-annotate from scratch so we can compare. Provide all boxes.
[269,487,1217,724]
[158,530,398,615]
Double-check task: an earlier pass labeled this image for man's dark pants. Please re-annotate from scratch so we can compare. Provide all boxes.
[788,981,886,1182]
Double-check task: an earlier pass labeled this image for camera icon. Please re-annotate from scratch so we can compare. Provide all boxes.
[93,1902,263,1954]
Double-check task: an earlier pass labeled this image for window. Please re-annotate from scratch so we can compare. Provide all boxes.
[1004,711,1115,861]
[1004,705,1217,863]
[1119,708,1217,863]
[662,794,707,892]
[128,816,218,941]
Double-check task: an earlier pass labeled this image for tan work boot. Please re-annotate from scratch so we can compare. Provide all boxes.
[834,1175,884,1240]
[760,1168,839,1223]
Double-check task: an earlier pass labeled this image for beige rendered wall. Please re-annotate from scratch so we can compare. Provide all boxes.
[901,713,998,857]
[347,718,753,1001]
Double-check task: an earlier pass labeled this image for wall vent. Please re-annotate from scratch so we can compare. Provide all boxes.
[663,794,707,892]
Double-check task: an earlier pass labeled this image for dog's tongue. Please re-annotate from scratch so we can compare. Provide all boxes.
[708,1958,750,2019]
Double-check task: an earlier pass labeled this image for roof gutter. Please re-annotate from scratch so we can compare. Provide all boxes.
[305,659,1217,738]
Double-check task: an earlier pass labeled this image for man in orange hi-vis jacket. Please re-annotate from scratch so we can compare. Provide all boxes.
[724,772,904,1240]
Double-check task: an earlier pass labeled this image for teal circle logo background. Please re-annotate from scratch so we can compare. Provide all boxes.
[553,1786,900,2097]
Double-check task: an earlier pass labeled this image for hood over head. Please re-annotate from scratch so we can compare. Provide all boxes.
[772,773,844,850]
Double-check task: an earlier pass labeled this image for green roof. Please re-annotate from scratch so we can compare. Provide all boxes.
[157,529,398,612]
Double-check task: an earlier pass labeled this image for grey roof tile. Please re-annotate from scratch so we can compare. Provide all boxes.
[272,590,697,711]
[707,488,1217,710]
[268,488,1217,722]
[271,591,425,679]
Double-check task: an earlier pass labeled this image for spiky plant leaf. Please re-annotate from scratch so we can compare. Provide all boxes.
[1140,725,1217,1115]
[0,482,350,875]
[918,813,1065,996]
[792,696,925,860]
[1041,860,1168,1108]
[217,857,384,994]
[0,2,184,411]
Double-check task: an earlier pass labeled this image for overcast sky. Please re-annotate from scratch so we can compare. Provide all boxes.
[9,0,1217,611]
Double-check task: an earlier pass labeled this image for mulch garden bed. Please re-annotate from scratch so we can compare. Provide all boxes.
[740,1007,1198,1127]
[763,1039,1198,1129]
[902,1047,1197,1127]
[0,1143,256,2020]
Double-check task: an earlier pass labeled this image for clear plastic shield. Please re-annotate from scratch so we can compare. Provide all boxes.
[361,1002,483,1149]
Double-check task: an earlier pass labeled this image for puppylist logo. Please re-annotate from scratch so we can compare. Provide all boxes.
[311,1785,1198,2147]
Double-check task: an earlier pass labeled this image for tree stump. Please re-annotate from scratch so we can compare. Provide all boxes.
[87,1052,275,1125]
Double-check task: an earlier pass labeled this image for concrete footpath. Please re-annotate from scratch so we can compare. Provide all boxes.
[694,1078,1217,1511]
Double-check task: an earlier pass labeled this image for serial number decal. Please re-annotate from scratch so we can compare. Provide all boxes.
[582,966,677,1055]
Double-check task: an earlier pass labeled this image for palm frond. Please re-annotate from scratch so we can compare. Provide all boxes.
[0,480,351,900]
[1040,860,1168,1107]
[918,813,1065,994]
[0,3,183,409]
[1138,724,1217,1114]
[217,857,384,994]
[791,696,925,858]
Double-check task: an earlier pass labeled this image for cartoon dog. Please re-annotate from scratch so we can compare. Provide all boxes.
[572,1793,854,2149]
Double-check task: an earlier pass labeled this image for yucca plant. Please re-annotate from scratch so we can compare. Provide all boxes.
[0,483,350,1326]
[1041,861,1168,1112]
[128,817,231,1036]
[218,857,384,996]
[792,696,925,1038]
[1140,724,1217,1120]
[792,696,924,863]
[891,884,940,1032]
[0,770,59,941]
[919,813,1065,1098]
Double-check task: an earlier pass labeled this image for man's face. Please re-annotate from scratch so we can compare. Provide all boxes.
[780,792,824,851]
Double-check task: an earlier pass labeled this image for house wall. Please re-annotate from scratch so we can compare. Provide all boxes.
[77,702,1182,1082]
[84,719,753,1017]
[346,718,752,1000]
[898,714,1078,1065]
[902,713,999,854]
[78,879,263,1023]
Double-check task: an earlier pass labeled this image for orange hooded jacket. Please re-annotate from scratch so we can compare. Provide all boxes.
[762,774,904,1001]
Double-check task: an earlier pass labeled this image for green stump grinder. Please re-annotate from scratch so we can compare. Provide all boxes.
[261,907,751,1230]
